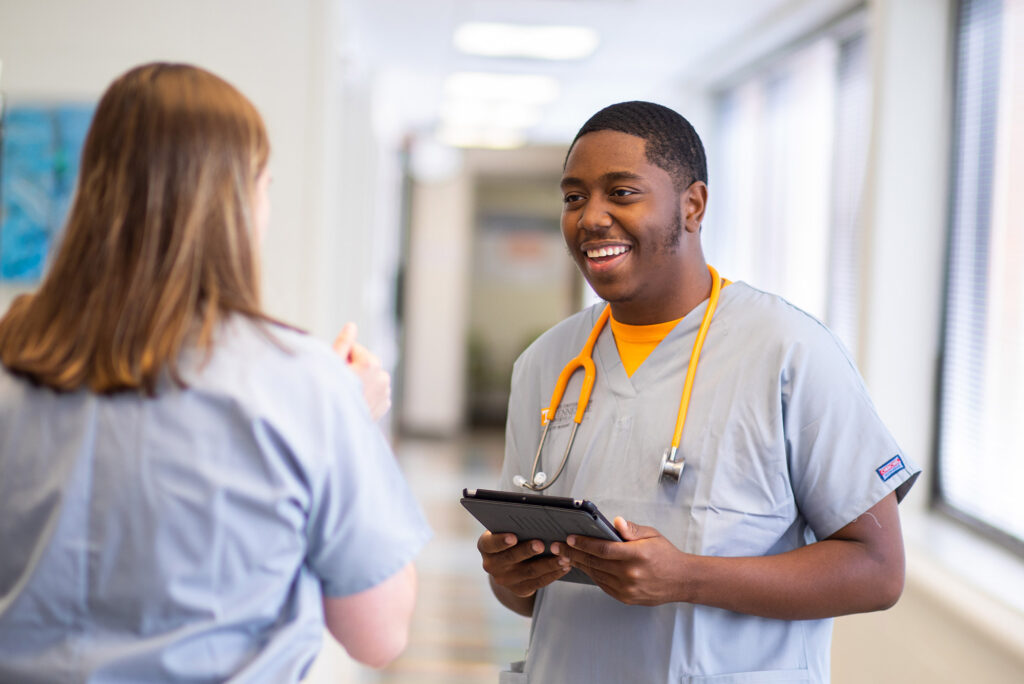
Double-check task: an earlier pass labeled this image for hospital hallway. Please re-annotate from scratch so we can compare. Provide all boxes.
[306,429,532,683]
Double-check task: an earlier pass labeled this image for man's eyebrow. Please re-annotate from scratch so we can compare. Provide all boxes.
[560,170,646,189]
[602,171,645,182]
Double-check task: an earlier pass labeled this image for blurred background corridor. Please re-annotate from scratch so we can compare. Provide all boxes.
[1,0,1023,681]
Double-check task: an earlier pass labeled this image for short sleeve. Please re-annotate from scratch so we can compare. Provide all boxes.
[782,322,921,540]
[304,368,431,597]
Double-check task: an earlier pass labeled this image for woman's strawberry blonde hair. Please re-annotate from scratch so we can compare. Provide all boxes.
[0,62,271,395]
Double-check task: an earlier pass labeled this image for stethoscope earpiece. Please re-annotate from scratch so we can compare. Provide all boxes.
[511,471,549,490]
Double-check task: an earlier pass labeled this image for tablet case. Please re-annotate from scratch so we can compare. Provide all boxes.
[460,488,622,585]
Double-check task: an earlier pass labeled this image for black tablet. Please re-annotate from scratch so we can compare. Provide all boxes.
[460,488,623,585]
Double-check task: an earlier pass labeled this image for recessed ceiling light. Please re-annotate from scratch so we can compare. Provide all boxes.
[436,124,527,150]
[443,72,560,104]
[440,98,542,129]
[454,22,599,60]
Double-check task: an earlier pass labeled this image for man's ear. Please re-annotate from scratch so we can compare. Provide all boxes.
[681,181,708,233]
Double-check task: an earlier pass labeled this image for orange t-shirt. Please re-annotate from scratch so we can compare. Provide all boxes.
[608,278,731,377]
[609,315,682,377]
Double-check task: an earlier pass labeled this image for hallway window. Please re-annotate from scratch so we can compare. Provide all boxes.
[937,0,1024,553]
[706,16,869,356]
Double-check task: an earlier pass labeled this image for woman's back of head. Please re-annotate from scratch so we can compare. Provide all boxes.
[0,62,271,395]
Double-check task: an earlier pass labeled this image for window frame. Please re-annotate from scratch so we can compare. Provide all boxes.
[934,0,1024,559]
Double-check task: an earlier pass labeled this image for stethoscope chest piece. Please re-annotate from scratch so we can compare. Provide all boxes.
[659,447,685,483]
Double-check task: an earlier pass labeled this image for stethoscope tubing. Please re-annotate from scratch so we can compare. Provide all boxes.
[518,264,724,491]
[666,264,723,464]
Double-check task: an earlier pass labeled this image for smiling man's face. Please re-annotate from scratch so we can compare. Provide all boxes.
[561,129,704,324]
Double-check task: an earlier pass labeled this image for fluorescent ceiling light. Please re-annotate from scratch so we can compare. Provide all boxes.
[440,98,542,129]
[443,72,560,104]
[454,22,599,60]
[436,124,526,150]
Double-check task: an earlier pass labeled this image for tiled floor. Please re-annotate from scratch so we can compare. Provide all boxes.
[366,430,531,683]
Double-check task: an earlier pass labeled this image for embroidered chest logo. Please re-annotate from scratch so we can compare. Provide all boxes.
[543,401,593,428]
[876,455,905,482]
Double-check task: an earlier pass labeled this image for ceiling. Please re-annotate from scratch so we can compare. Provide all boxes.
[345,0,859,148]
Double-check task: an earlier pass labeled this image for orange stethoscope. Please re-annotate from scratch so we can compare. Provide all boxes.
[513,264,727,491]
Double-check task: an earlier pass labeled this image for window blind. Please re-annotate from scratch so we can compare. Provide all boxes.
[938,0,1024,551]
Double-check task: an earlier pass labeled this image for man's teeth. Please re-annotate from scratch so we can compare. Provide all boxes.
[586,245,629,258]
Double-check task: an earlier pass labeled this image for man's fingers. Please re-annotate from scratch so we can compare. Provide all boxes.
[613,516,658,541]
[558,543,616,576]
[565,534,625,559]
[613,517,638,541]
[501,555,568,594]
[478,531,518,554]
[477,532,572,597]
[509,563,571,596]
[501,539,547,565]
[480,534,560,591]
[552,544,624,591]
[574,562,623,594]
[479,533,547,563]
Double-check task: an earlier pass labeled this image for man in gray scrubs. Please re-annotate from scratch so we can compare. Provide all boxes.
[476,101,919,683]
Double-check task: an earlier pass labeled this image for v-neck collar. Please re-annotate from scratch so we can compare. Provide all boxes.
[594,316,636,398]
[596,285,733,394]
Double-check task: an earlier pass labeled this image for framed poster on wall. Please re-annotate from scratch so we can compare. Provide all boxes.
[0,102,93,282]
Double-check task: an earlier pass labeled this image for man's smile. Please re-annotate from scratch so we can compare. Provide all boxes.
[585,244,631,259]
[582,243,632,271]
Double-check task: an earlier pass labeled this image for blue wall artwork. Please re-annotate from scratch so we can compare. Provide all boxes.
[0,104,94,281]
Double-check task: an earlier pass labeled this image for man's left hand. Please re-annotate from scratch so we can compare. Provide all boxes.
[551,517,689,606]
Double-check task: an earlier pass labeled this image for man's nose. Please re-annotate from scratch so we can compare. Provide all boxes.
[578,198,613,232]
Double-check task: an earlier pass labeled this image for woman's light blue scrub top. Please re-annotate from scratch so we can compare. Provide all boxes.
[0,315,431,683]
[499,282,919,684]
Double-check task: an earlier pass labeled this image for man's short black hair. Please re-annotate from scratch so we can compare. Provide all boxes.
[566,101,707,190]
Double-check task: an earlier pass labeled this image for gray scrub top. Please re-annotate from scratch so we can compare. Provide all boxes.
[499,282,919,684]
[0,315,431,683]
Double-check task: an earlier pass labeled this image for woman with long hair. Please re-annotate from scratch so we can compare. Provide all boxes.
[0,62,429,681]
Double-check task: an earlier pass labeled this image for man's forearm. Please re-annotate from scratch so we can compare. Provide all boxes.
[677,495,904,620]
[680,537,902,620]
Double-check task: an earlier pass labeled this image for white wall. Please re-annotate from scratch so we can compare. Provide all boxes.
[400,166,473,435]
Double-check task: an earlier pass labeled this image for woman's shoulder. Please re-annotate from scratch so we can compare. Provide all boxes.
[187,314,361,404]
[221,315,337,363]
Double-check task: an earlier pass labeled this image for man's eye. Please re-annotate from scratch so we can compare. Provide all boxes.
[563,193,584,203]
[611,188,636,198]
